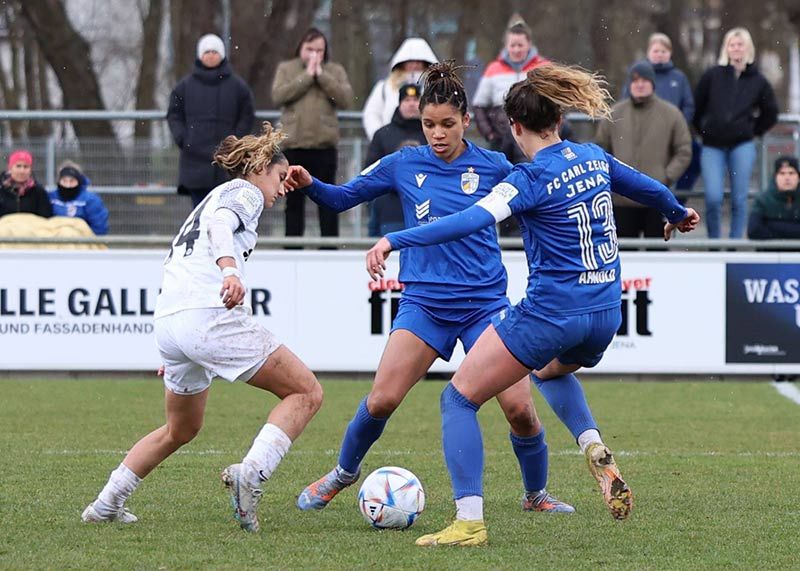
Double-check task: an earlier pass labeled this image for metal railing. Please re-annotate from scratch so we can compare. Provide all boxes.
[1,110,799,240]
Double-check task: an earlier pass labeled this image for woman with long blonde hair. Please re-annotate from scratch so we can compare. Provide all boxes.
[81,123,323,535]
[367,64,700,546]
[694,27,778,238]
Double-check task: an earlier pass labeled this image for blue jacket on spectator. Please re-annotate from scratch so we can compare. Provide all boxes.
[49,175,109,235]
[623,60,694,122]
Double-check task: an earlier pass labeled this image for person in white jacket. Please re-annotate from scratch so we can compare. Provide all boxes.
[362,37,437,140]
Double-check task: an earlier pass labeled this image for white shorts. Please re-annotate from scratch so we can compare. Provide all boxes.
[154,306,281,395]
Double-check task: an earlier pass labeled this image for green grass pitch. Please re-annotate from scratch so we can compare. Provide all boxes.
[1,377,799,570]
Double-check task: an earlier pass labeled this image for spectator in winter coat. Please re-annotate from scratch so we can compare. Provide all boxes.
[623,33,694,122]
[167,33,255,207]
[748,156,800,240]
[694,27,778,238]
[595,61,692,237]
[273,27,353,238]
[365,83,427,237]
[0,150,52,219]
[362,38,437,141]
[48,163,109,235]
[624,33,700,192]
[472,18,550,165]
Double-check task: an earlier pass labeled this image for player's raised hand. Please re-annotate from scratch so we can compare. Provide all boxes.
[283,165,313,191]
[664,207,700,241]
[366,237,392,280]
[220,275,246,309]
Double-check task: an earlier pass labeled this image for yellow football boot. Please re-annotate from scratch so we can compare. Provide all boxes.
[415,519,488,547]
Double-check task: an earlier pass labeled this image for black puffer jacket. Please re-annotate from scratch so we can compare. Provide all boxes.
[693,64,778,149]
[0,173,52,218]
[167,59,255,191]
[364,109,427,166]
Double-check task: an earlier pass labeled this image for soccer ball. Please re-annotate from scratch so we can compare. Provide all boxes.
[357,466,425,529]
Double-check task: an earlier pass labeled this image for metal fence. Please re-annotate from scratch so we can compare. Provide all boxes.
[1,110,800,238]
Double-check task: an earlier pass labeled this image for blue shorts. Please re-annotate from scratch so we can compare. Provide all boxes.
[391,297,510,361]
[492,303,621,370]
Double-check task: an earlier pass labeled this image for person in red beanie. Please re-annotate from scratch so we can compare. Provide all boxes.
[0,150,52,218]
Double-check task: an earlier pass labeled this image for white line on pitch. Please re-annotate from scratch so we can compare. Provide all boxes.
[772,381,800,405]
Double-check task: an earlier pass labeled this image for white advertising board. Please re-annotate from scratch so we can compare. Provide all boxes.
[1,250,798,374]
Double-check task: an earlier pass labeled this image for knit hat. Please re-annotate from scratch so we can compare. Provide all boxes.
[8,149,32,170]
[399,83,420,103]
[197,34,225,60]
[774,155,800,175]
[629,60,656,86]
[59,165,83,182]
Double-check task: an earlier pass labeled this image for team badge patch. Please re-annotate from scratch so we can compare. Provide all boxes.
[461,167,479,195]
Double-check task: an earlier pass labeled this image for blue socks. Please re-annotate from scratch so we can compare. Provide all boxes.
[337,397,388,474]
[531,372,597,440]
[510,429,548,493]
[440,383,483,499]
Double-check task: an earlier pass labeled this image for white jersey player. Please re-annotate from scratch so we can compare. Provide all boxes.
[82,123,323,533]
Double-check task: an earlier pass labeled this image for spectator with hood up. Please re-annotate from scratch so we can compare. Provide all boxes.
[167,33,255,207]
[362,38,437,140]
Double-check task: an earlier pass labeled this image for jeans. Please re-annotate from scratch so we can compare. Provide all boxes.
[700,141,756,238]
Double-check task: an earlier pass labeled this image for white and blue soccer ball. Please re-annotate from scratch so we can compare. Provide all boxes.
[358,466,425,529]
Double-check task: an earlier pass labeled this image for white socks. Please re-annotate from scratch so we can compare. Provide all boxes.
[577,429,603,454]
[242,423,292,485]
[96,463,142,514]
[455,495,484,521]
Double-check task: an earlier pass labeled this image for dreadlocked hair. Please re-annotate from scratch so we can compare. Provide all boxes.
[504,64,612,133]
[213,121,288,178]
[419,60,469,116]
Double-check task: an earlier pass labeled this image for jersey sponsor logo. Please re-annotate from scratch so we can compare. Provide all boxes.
[361,159,381,176]
[561,147,577,160]
[415,199,431,220]
[460,167,479,194]
[415,173,427,188]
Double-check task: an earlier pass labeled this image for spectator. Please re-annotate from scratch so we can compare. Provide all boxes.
[0,150,51,219]
[273,27,353,238]
[623,33,694,122]
[167,33,255,207]
[362,38,437,141]
[365,83,427,237]
[49,162,109,235]
[624,33,700,192]
[694,27,778,238]
[595,61,692,237]
[472,17,550,165]
[748,156,800,240]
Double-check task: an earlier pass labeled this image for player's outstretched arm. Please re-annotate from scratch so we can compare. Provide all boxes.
[366,237,392,279]
[283,165,313,191]
[663,207,701,241]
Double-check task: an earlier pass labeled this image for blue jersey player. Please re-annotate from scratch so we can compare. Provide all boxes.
[366,64,700,546]
[284,62,576,515]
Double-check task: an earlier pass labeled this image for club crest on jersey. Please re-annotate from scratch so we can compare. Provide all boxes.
[461,167,479,195]
[561,147,577,160]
